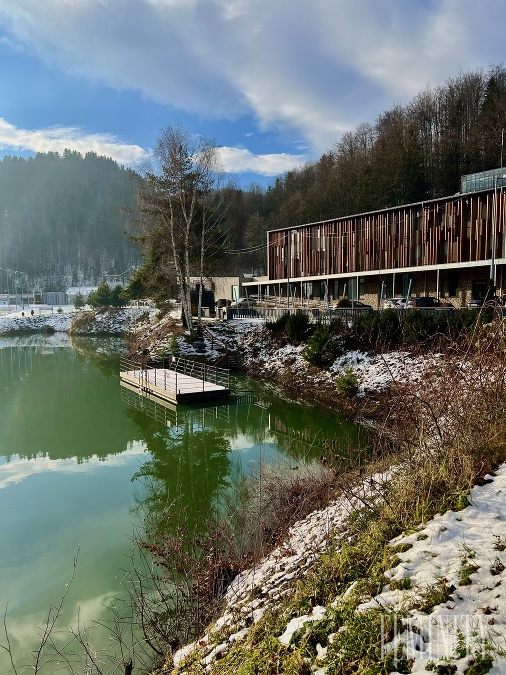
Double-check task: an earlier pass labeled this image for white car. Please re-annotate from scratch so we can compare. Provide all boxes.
[230,297,256,308]
[383,297,407,309]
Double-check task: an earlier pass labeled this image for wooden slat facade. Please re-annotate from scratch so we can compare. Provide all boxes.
[268,189,506,282]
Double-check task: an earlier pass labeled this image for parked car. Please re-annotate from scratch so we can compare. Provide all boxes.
[230,297,256,308]
[468,295,506,309]
[467,297,486,309]
[405,296,443,309]
[332,300,372,309]
[383,297,407,309]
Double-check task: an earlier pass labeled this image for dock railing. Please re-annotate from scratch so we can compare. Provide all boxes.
[120,355,230,394]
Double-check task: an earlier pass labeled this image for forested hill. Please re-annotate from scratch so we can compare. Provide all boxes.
[0,150,139,292]
[253,66,506,229]
[2,67,506,289]
[218,66,506,274]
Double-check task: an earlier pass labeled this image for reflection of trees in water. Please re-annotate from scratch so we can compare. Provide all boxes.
[0,343,137,462]
[128,407,233,536]
[230,374,360,462]
[70,336,124,378]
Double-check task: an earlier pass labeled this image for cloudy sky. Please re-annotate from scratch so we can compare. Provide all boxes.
[0,0,505,187]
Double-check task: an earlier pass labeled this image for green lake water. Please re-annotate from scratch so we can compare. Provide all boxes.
[0,335,357,671]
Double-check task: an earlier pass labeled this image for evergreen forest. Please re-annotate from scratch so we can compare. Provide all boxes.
[0,150,139,293]
[1,65,506,292]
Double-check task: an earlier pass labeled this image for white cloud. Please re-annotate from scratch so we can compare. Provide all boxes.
[0,0,505,160]
[0,441,147,490]
[0,118,150,165]
[218,146,308,175]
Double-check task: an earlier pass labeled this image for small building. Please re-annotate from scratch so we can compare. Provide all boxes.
[189,275,264,306]
[43,291,69,306]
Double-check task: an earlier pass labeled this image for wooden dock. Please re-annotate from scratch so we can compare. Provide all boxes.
[119,356,231,404]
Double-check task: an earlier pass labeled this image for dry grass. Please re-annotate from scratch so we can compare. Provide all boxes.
[140,320,506,674]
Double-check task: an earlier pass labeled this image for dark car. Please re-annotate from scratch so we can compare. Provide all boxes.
[468,296,506,309]
[405,296,443,309]
[332,299,372,309]
[467,297,486,309]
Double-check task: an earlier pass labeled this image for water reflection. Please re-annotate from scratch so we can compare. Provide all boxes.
[0,339,139,461]
[0,337,359,671]
[121,378,358,467]
[121,380,359,537]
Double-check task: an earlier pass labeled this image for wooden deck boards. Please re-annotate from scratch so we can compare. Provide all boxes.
[119,368,231,403]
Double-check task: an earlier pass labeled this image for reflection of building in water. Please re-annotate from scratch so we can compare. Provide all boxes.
[269,414,315,444]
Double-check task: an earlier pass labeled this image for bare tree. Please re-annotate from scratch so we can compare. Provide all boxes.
[134,125,225,332]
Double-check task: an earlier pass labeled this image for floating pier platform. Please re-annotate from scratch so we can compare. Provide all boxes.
[119,356,231,404]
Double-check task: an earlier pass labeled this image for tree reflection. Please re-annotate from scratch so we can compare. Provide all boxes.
[128,408,233,535]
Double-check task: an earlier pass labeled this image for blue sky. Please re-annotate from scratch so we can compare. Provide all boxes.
[0,0,505,188]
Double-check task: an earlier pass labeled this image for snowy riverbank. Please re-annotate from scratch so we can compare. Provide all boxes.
[170,464,506,674]
[0,306,150,335]
[122,317,506,674]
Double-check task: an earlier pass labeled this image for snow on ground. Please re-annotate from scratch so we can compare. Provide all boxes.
[330,349,435,395]
[362,465,506,674]
[206,319,435,398]
[173,463,506,674]
[0,306,150,335]
[172,471,391,671]
[123,314,436,399]
[0,306,75,333]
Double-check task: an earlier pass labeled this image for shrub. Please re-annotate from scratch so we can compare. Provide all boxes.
[304,325,344,367]
[402,310,447,346]
[87,281,111,308]
[285,312,311,342]
[266,313,290,333]
[348,308,401,350]
[336,366,359,397]
[73,292,86,310]
[109,284,127,308]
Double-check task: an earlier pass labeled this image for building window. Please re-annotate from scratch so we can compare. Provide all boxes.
[442,270,459,297]
[439,239,448,262]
